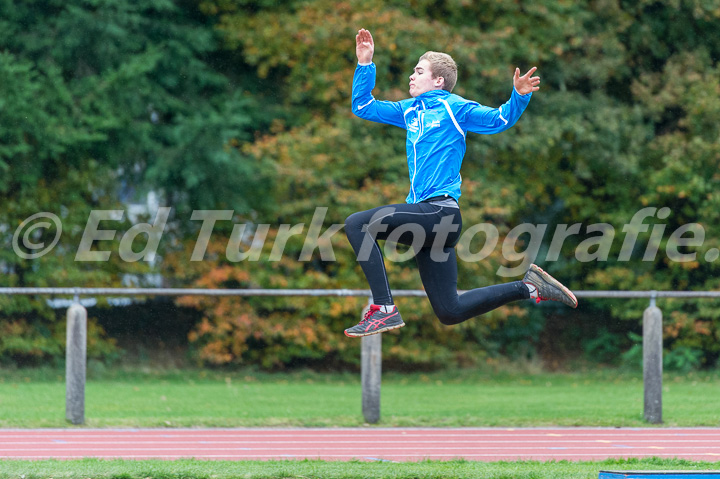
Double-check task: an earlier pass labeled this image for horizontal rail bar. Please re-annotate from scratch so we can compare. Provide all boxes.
[1,288,720,298]
[0,288,375,297]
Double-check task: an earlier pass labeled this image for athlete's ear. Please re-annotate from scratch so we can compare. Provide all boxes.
[435,76,445,88]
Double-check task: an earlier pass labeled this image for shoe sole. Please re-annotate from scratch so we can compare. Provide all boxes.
[530,264,578,309]
[344,322,405,338]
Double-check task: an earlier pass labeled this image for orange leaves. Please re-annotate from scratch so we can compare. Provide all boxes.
[694,321,712,337]
[186,296,342,368]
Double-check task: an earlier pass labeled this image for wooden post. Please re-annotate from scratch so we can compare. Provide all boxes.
[66,302,87,425]
[361,299,381,424]
[643,293,663,424]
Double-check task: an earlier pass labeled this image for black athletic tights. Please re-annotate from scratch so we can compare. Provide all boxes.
[344,201,529,325]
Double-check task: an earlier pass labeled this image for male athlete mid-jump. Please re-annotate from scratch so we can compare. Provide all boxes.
[343,29,577,338]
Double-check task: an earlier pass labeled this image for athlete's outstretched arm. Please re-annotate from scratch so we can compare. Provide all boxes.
[458,66,539,135]
[351,28,405,129]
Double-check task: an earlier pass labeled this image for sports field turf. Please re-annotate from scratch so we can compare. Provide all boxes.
[0,367,719,427]
[0,457,718,479]
[2,368,719,478]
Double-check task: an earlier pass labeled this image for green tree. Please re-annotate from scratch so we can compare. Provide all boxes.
[184,0,720,369]
[0,0,277,363]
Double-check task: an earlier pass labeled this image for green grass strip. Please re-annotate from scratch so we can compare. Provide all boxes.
[0,458,718,479]
[1,368,719,427]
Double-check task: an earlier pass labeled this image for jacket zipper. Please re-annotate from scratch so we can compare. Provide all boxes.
[410,102,426,203]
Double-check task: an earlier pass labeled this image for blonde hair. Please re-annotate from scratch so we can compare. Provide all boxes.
[419,51,457,92]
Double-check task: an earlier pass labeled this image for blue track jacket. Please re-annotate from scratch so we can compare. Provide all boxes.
[352,62,532,204]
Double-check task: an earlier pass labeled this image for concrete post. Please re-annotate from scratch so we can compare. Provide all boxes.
[361,300,381,424]
[643,298,663,424]
[66,302,87,425]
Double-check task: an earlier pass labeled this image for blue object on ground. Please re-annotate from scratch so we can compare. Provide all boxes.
[600,472,720,479]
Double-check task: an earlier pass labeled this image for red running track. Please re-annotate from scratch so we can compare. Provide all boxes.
[2,428,720,462]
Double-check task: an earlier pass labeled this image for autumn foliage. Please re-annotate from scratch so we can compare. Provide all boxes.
[3,0,720,369]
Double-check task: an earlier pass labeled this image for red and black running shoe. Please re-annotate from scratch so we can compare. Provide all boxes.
[523,264,578,308]
[344,305,405,337]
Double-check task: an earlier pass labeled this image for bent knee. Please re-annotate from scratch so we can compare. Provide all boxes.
[347,212,370,229]
[344,213,364,237]
[434,308,465,326]
[344,212,359,227]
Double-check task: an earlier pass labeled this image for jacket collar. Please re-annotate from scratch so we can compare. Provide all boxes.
[412,89,450,109]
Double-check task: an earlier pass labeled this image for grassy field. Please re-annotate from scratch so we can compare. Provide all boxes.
[1,366,719,427]
[2,367,720,478]
[0,457,718,479]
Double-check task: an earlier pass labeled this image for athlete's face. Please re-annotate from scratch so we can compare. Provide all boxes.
[409,59,444,97]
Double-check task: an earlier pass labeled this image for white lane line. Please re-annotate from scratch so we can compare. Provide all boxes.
[3,445,720,453]
[2,452,718,460]
[2,439,718,448]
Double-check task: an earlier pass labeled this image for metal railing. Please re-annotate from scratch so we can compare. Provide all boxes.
[3,287,720,298]
[2,287,720,425]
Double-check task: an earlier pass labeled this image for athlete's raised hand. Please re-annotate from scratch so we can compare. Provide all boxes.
[356,28,374,64]
[513,67,540,95]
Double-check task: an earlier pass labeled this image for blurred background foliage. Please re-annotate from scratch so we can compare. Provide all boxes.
[1,0,720,371]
